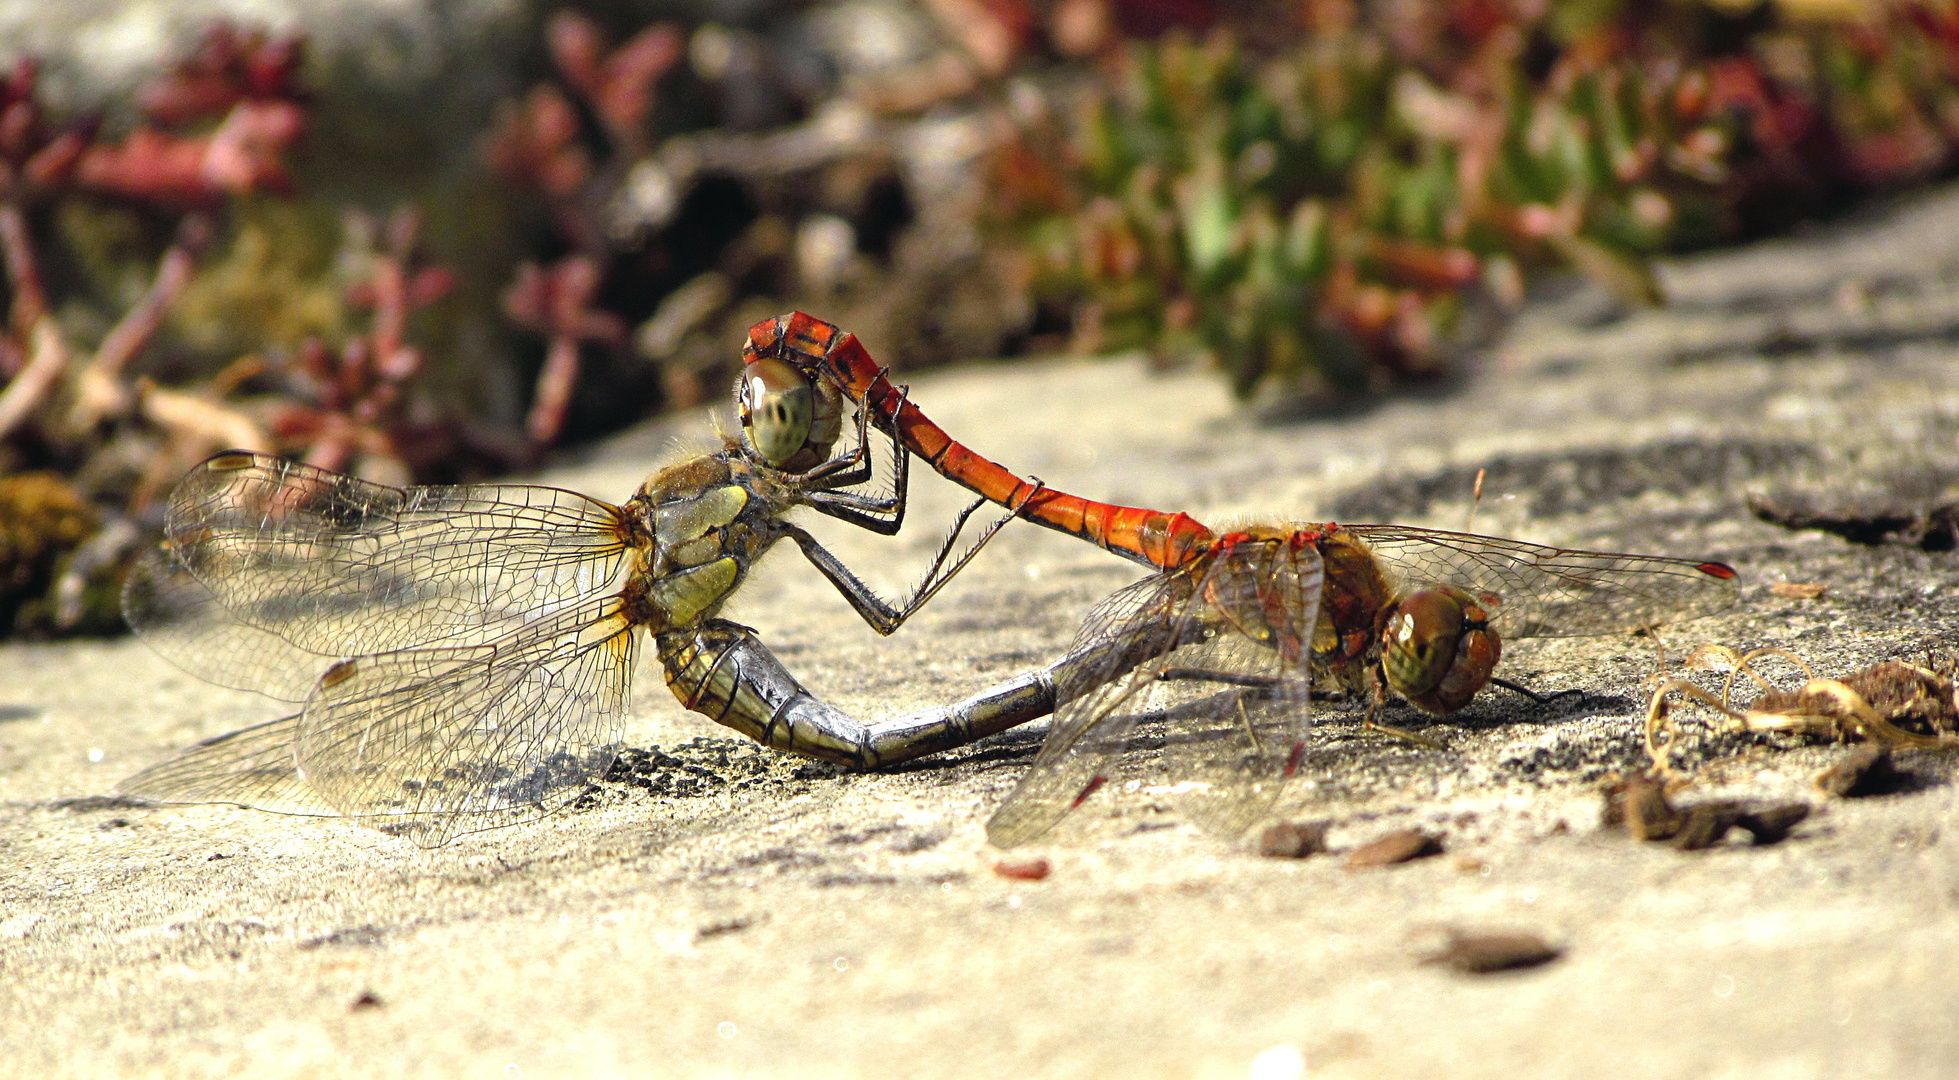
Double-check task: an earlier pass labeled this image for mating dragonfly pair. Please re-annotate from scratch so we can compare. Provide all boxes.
[121,313,1739,846]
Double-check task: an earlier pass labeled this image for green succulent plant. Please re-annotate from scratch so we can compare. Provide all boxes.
[1005,1,1959,402]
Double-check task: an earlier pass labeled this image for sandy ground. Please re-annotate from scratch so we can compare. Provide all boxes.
[9,188,1959,1079]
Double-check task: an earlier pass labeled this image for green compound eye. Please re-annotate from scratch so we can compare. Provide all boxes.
[740,357,814,466]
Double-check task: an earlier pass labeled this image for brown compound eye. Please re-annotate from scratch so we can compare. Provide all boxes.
[1380,586,1501,715]
[739,356,814,466]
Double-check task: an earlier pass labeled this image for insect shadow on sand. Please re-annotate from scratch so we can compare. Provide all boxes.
[882,727,1049,775]
[1421,689,1637,734]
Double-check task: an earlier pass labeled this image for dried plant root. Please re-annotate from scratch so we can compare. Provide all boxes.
[1645,644,1959,778]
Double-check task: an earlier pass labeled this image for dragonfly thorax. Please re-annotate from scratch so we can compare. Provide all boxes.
[620,453,784,634]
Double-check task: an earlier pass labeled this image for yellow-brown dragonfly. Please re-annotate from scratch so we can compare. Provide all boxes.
[119,375,1070,845]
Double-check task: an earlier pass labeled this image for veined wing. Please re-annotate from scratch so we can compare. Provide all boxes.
[125,451,636,698]
[987,539,1322,847]
[125,547,349,702]
[294,598,637,847]
[1343,524,1738,640]
[117,714,338,817]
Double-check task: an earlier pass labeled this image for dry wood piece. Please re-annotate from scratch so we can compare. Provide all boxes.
[696,917,755,940]
[1421,930,1562,974]
[1750,493,1959,551]
[1770,582,1827,600]
[1603,775,1684,841]
[1735,803,1810,845]
[1345,829,1442,870]
[1257,820,1331,858]
[1753,661,1959,742]
[1672,802,1746,851]
[1816,744,1910,797]
[1604,776,1809,849]
[992,856,1051,881]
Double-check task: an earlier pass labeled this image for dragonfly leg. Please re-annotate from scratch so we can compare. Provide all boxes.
[1235,695,1267,756]
[1360,673,1450,750]
[1360,719,1450,751]
[783,478,1045,636]
[1157,668,1279,693]
[1488,675,1583,707]
[805,432,908,533]
[790,381,915,492]
[801,386,925,535]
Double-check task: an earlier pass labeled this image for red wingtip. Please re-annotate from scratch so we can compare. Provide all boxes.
[1696,561,1739,580]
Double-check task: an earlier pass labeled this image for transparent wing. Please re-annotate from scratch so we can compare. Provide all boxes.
[294,598,636,847]
[987,539,1322,847]
[123,546,340,702]
[124,452,635,698]
[1343,524,1738,639]
[984,576,1183,848]
[116,714,338,817]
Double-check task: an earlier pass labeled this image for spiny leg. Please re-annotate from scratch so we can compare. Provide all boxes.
[1157,668,1281,693]
[1235,694,1266,756]
[785,478,1048,636]
[791,381,915,495]
[800,385,925,536]
[1159,664,1444,747]
[1156,667,1353,704]
[1360,717,1450,752]
[1360,668,1449,751]
[1488,675,1584,707]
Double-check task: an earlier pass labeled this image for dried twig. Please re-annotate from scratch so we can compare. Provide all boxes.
[0,204,46,335]
[0,318,68,440]
[503,255,625,446]
[137,379,272,454]
[69,216,214,429]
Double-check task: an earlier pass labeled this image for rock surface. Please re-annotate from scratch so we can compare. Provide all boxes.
[8,187,1959,1077]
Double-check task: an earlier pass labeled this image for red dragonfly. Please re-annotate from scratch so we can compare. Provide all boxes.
[743,313,1742,845]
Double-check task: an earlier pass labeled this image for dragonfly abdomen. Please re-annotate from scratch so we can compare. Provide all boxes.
[657,621,1064,769]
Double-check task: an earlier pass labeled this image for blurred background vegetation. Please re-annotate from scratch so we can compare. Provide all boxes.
[1,0,1956,636]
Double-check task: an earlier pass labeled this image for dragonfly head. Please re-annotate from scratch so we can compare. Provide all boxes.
[1380,586,1501,715]
[738,355,844,469]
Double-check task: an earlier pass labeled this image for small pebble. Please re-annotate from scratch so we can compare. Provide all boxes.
[1257,820,1330,859]
[1421,930,1562,974]
[992,857,1051,881]
[1344,829,1442,870]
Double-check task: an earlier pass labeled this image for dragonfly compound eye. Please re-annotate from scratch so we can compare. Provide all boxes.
[1381,586,1501,715]
[740,356,815,466]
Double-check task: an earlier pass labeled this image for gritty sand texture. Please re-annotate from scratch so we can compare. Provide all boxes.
[9,189,1959,1078]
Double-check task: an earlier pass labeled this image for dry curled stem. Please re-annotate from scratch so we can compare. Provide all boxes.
[1645,643,1959,777]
